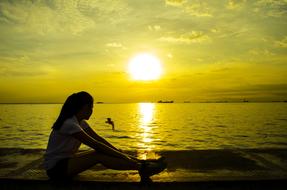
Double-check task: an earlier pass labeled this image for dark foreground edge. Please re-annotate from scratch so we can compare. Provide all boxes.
[0,178,286,190]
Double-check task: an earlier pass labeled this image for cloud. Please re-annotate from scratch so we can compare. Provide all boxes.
[256,0,287,6]
[165,0,186,7]
[0,62,48,77]
[165,0,212,17]
[0,69,47,77]
[247,83,287,92]
[159,31,210,44]
[226,0,247,10]
[0,0,96,35]
[255,0,287,17]
[148,25,161,31]
[214,28,248,39]
[77,0,130,23]
[248,49,275,56]
[207,83,287,99]
[167,53,173,59]
[275,36,287,48]
[106,42,125,48]
[184,3,213,17]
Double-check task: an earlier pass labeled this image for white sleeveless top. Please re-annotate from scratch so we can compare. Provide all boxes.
[44,116,90,170]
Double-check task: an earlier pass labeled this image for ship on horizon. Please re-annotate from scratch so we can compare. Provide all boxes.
[157,100,174,103]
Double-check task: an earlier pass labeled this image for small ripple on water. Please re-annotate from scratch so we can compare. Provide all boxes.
[264,122,277,126]
[259,141,287,146]
[8,137,23,141]
[213,115,224,118]
[108,129,127,133]
[234,135,249,138]
[33,133,45,136]
[150,138,165,143]
[268,133,287,138]
[105,135,132,139]
[165,143,178,147]
[214,124,227,128]
[17,129,27,132]
[193,139,207,142]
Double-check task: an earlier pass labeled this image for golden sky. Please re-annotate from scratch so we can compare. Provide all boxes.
[0,0,287,103]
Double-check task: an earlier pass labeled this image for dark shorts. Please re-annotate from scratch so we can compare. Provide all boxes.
[46,158,70,180]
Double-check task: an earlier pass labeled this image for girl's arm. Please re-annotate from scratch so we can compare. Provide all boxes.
[83,127,119,151]
[83,127,142,161]
[72,130,130,161]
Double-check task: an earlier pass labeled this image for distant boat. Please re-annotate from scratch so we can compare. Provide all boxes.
[158,100,174,103]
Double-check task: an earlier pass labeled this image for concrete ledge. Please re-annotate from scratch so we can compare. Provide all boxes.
[1,148,287,185]
[1,178,286,190]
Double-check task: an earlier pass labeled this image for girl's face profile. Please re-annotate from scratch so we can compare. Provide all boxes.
[82,103,93,120]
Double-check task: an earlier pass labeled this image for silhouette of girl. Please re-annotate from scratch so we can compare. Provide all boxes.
[44,91,166,181]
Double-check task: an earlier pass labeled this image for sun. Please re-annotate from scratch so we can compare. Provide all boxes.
[128,53,163,81]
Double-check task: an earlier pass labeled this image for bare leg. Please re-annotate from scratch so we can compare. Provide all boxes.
[67,150,141,176]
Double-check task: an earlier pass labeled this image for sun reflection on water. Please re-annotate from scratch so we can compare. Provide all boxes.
[137,103,156,159]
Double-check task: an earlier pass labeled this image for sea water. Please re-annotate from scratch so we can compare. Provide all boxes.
[0,103,287,150]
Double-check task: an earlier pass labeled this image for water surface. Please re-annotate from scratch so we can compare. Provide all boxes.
[0,103,286,150]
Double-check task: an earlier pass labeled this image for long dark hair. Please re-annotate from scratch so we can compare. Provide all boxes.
[52,91,93,130]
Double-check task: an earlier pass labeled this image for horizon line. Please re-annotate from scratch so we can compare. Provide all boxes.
[0,100,286,104]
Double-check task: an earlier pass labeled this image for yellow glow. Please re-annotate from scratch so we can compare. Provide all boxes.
[138,103,155,155]
[140,103,154,124]
[1,1,287,103]
[128,53,163,81]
